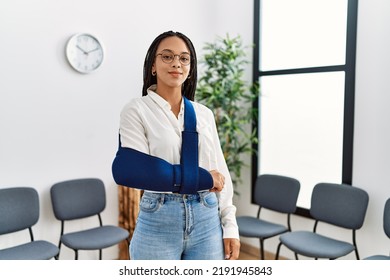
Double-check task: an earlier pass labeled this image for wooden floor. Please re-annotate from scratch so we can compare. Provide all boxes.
[238,243,262,260]
[239,250,258,260]
[238,243,287,260]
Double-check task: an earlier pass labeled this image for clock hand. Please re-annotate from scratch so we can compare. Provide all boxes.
[76,45,88,55]
[87,47,100,54]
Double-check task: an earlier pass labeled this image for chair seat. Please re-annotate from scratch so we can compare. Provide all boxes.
[237,216,288,238]
[363,255,390,260]
[279,231,355,259]
[0,240,59,260]
[61,225,129,250]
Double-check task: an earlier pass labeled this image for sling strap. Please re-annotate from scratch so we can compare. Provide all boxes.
[112,97,213,194]
[180,97,199,194]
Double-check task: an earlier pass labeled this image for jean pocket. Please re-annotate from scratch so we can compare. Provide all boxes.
[201,192,218,208]
[139,195,161,213]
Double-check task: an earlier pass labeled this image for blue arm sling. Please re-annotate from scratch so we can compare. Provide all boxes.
[112,97,213,194]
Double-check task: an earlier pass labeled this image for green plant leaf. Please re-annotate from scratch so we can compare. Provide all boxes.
[196,34,260,194]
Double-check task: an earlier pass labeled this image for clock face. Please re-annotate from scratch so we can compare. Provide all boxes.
[66,33,104,73]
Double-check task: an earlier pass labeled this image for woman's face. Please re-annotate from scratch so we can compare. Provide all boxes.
[152,36,191,90]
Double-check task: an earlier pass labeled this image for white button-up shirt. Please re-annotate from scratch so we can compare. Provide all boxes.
[119,85,239,239]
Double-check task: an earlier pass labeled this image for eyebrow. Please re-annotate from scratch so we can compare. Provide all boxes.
[161,49,190,55]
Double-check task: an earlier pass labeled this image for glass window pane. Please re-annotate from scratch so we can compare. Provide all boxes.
[260,0,348,71]
[258,72,345,208]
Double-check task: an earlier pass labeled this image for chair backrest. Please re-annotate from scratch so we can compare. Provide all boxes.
[0,187,39,235]
[254,174,300,213]
[384,198,390,238]
[50,178,106,221]
[310,183,369,230]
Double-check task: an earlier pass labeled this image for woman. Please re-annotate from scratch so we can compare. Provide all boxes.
[113,31,240,260]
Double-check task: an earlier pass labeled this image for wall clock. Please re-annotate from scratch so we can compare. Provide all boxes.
[66,33,104,73]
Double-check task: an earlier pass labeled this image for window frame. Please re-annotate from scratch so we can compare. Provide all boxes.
[251,0,358,217]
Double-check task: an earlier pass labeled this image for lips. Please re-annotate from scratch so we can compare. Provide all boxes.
[168,71,182,77]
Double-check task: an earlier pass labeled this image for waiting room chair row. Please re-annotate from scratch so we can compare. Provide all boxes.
[0,178,129,260]
[237,174,389,260]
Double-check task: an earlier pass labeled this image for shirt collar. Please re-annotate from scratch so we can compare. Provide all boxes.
[147,85,185,116]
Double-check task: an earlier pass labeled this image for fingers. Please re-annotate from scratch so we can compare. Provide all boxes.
[224,239,231,260]
[223,238,241,260]
[210,170,225,192]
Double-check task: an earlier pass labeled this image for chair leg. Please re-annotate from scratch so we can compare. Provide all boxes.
[99,249,102,260]
[353,230,360,260]
[55,241,62,260]
[275,242,282,260]
[259,239,265,260]
[276,242,300,260]
[355,252,360,260]
[74,250,78,260]
[354,248,360,260]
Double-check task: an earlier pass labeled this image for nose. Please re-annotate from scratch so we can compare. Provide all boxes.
[171,55,181,67]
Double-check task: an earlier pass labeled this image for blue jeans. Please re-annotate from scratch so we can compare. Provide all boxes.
[129,191,224,260]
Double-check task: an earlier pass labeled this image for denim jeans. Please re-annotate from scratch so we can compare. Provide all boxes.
[129,191,224,260]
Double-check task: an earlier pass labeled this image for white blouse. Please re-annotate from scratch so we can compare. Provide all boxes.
[119,85,239,239]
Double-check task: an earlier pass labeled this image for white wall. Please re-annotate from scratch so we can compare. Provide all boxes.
[0,0,253,259]
[235,0,390,260]
[352,0,390,259]
[1,0,388,260]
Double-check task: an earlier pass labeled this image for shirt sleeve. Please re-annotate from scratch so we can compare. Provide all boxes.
[119,100,150,154]
[207,109,240,240]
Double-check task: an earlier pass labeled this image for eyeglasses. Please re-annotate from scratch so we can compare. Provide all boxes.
[156,50,191,66]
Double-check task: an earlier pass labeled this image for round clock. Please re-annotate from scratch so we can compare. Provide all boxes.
[66,33,104,73]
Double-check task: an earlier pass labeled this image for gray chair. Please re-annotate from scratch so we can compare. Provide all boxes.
[50,178,129,260]
[276,183,369,260]
[0,187,59,260]
[363,198,390,260]
[236,174,300,259]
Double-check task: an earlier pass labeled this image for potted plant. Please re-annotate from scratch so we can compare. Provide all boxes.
[196,34,259,193]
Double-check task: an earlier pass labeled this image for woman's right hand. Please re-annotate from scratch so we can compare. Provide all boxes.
[209,170,225,192]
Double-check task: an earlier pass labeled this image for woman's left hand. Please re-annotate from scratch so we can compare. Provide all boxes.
[223,238,240,260]
[209,170,225,192]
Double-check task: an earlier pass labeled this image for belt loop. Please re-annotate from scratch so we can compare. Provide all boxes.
[159,193,165,205]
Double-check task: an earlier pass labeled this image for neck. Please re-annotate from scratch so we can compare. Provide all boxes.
[155,85,182,117]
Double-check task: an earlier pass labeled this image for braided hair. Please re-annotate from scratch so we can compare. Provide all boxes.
[142,31,198,101]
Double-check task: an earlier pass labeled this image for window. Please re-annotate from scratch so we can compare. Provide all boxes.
[252,0,358,214]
